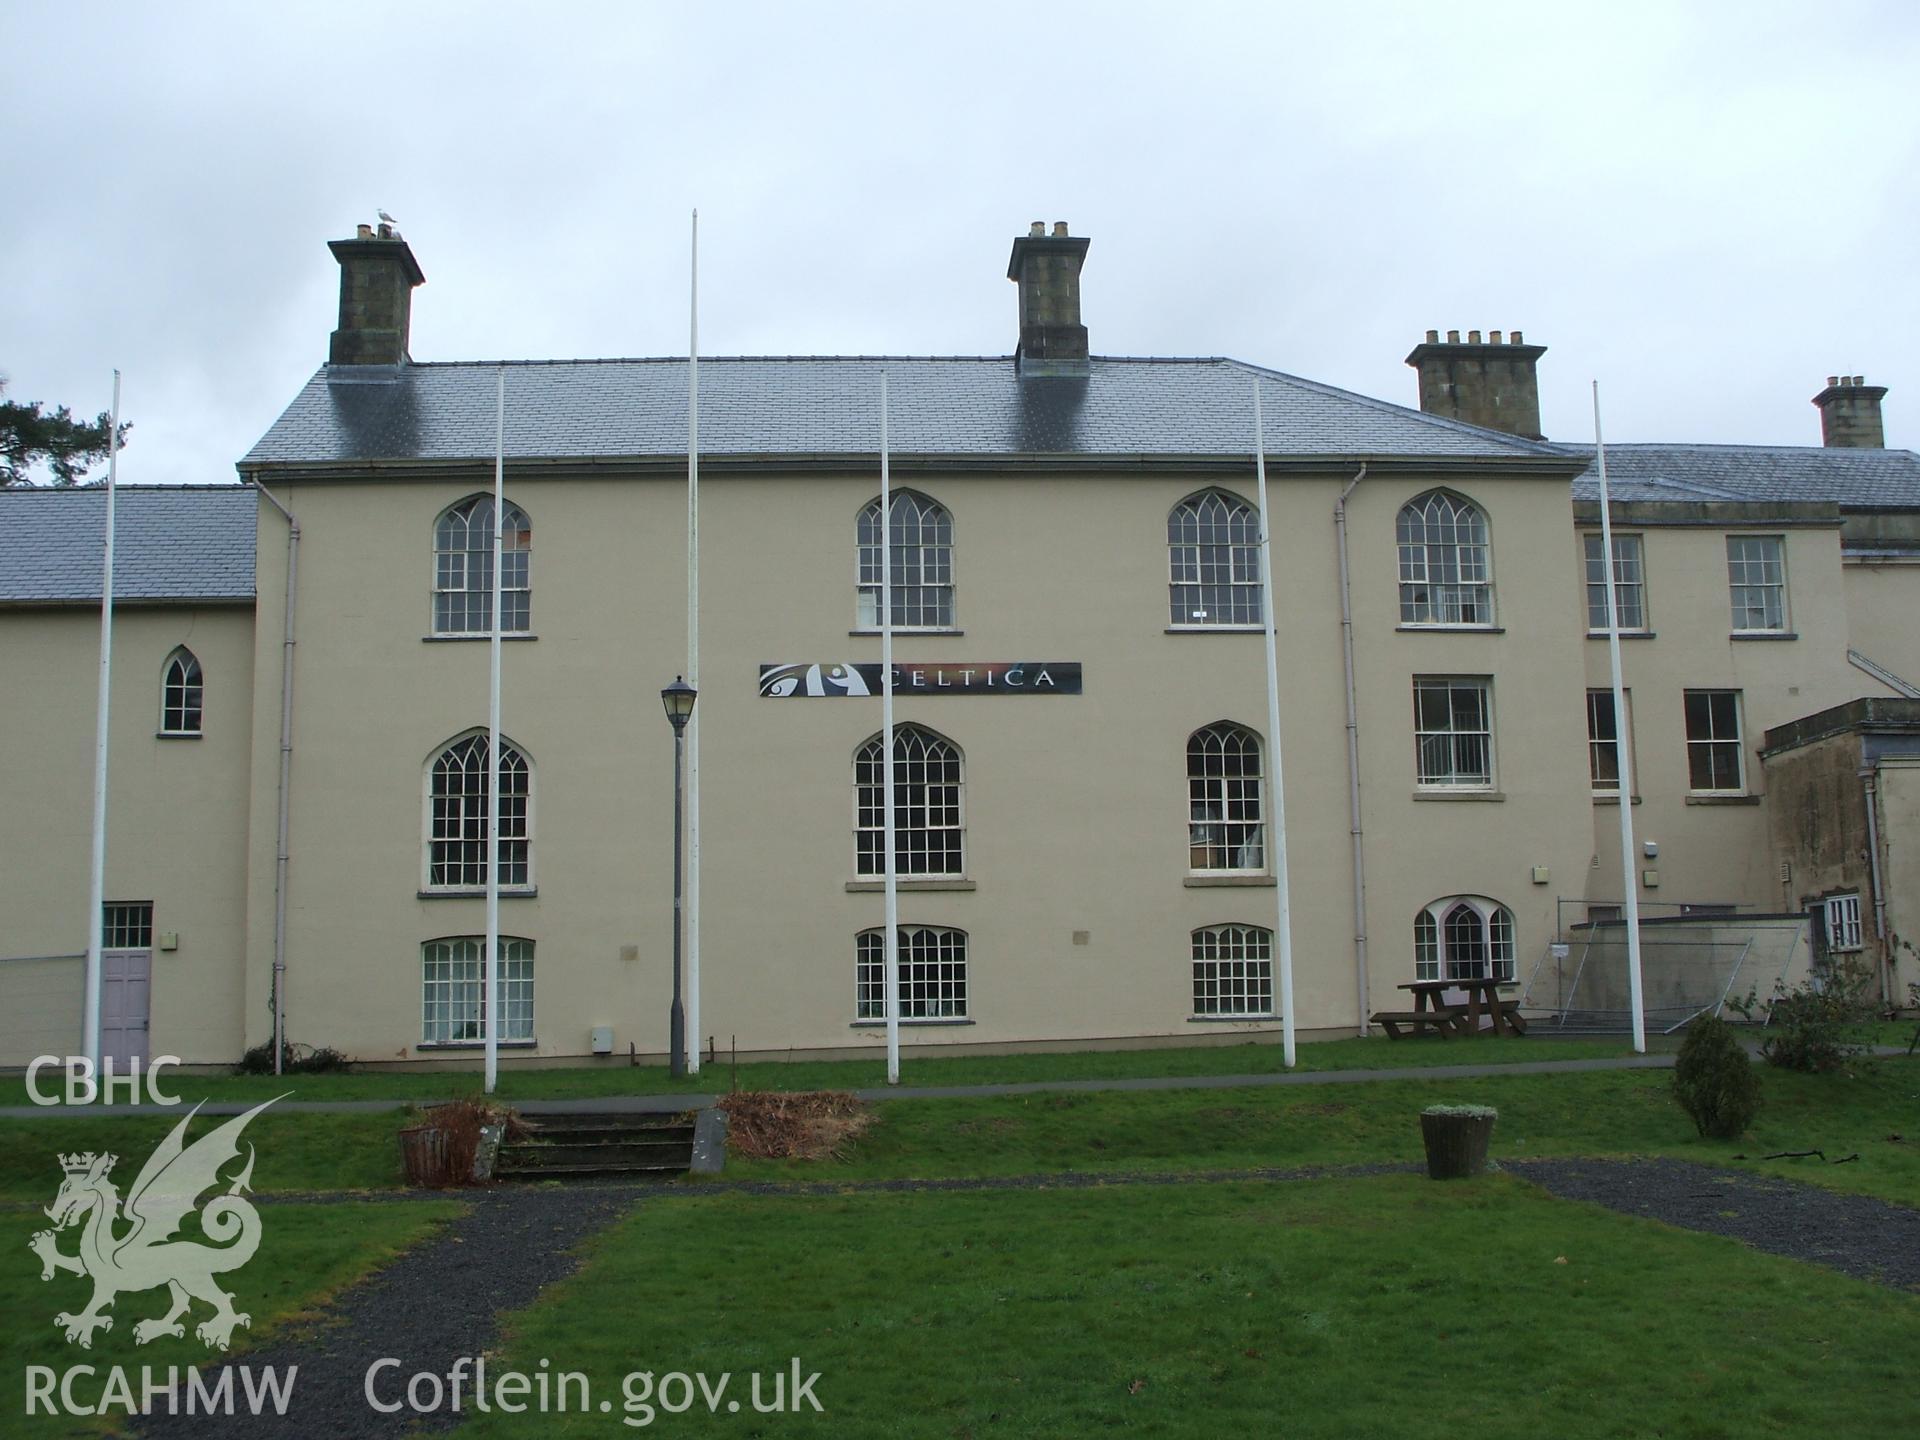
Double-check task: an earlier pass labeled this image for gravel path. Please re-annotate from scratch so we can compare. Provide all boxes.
[132,1185,649,1439]
[1512,1157,1920,1292]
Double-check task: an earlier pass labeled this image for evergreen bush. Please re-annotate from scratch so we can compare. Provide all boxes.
[1672,1013,1760,1138]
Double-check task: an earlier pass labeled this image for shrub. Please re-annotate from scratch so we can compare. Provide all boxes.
[1672,1014,1760,1138]
[1754,954,1878,1074]
[236,1040,354,1075]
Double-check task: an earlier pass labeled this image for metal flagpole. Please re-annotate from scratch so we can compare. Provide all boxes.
[485,367,505,1093]
[880,373,901,1086]
[82,370,121,1068]
[1593,381,1647,1054]
[1252,377,1298,1067]
[686,208,702,1075]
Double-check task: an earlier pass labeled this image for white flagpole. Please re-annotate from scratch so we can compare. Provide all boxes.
[82,370,121,1068]
[880,373,901,1085]
[686,208,702,1076]
[1593,381,1647,1054]
[1252,378,1297,1067]
[485,367,505,1093]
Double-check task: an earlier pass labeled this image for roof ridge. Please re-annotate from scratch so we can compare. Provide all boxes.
[397,354,1251,369]
[1219,358,1568,458]
[0,482,252,495]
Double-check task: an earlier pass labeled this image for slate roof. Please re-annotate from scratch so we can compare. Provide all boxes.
[0,485,256,604]
[1561,444,1920,508]
[241,356,1574,469]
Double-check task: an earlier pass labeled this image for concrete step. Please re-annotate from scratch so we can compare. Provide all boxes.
[526,1122,695,1145]
[499,1139,694,1170]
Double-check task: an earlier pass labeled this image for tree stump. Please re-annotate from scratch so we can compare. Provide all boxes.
[1420,1105,1497,1179]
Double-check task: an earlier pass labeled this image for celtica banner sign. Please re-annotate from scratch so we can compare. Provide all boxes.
[759,662,1081,697]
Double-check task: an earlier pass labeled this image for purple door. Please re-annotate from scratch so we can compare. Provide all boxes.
[101,950,151,1068]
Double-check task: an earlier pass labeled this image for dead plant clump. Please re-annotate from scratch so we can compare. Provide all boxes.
[404,1097,529,1187]
[718,1090,873,1161]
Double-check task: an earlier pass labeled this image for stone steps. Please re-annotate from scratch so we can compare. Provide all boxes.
[497,1112,698,1180]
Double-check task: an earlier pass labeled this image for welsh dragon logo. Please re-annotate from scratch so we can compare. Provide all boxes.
[30,1097,278,1351]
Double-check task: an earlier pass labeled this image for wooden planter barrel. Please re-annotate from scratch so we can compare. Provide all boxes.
[1419,1106,1496,1179]
[397,1124,453,1187]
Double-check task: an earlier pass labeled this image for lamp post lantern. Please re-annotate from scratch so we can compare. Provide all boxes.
[661,676,697,1077]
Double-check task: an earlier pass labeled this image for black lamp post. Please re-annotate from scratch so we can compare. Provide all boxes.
[661,675,697,1078]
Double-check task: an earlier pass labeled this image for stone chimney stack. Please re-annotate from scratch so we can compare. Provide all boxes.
[1007,221,1090,377]
[1812,375,1888,448]
[1404,328,1547,440]
[327,221,425,366]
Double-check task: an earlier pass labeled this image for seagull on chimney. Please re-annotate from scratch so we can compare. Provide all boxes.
[377,209,397,226]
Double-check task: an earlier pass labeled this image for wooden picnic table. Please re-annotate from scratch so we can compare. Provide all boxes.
[1372,976,1528,1039]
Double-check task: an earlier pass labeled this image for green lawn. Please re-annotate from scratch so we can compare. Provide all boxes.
[3,1198,461,1436]
[0,1033,1639,1108]
[5,1056,1913,1206]
[461,1176,1918,1438]
[0,1112,406,1202]
[714,1057,1920,1205]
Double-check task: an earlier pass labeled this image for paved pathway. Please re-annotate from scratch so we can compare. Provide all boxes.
[132,1185,646,1438]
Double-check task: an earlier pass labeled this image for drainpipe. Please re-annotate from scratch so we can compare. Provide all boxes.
[1861,764,1892,1008]
[1334,463,1370,1036]
[252,480,300,1077]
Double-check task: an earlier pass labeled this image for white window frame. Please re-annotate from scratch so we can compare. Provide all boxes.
[1683,689,1745,794]
[423,732,535,893]
[1168,489,1263,628]
[421,936,534,1045]
[1187,721,1267,873]
[1585,688,1633,796]
[103,901,155,949]
[1414,897,1516,982]
[1413,677,1494,789]
[1398,490,1494,627]
[854,725,965,877]
[856,490,954,630]
[160,647,203,735]
[1191,924,1275,1017]
[1726,534,1787,634]
[1823,893,1863,953]
[433,495,532,637]
[855,926,968,1020]
[1583,532,1647,632]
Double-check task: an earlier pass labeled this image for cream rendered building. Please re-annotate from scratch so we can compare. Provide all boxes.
[2,225,1915,1069]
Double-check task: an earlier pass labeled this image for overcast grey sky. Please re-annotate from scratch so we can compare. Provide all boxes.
[3,0,1915,483]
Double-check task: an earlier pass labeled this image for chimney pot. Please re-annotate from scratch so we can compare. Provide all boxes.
[1030,221,1045,236]
[1490,330,1503,345]
[1468,329,1482,344]
[1511,330,1524,344]
[1446,329,1460,343]
[356,223,374,239]
[1813,373,1889,447]
[1052,221,1069,237]
[1426,329,1439,343]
